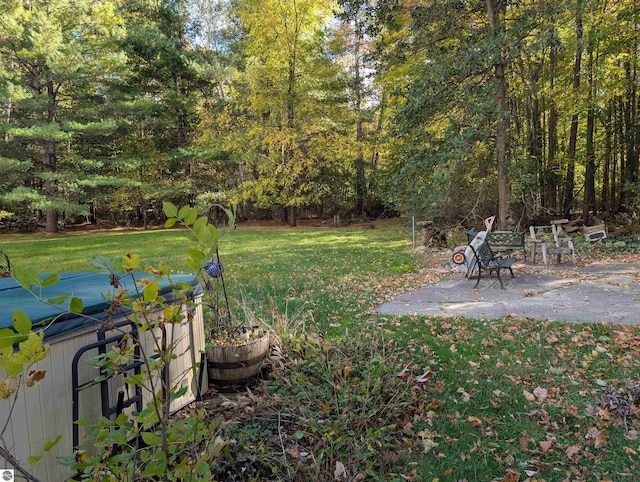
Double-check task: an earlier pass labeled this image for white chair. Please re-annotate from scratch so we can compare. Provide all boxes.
[528,225,576,268]
[549,223,576,266]
[528,225,552,267]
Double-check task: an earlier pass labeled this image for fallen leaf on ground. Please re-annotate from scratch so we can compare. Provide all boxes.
[539,440,553,453]
[468,416,482,427]
[533,386,548,403]
[586,427,607,448]
[334,461,347,480]
[565,444,581,458]
[501,469,521,481]
[523,390,536,403]
[414,369,432,383]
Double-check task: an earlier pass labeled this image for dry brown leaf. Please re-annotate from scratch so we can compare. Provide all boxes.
[539,440,553,453]
[422,438,439,454]
[414,369,432,383]
[468,415,482,427]
[533,386,548,403]
[523,390,536,403]
[433,380,446,393]
[457,387,471,402]
[334,461,347,481]
[501,469,521,482]
[29,370,46,383]
[565,444,581,458]
[426,398,442,410]
[398,469,417,481]
[566,404,579,417]
[595,431,607,448]
[286,446,300,459]
[586,427,607,448]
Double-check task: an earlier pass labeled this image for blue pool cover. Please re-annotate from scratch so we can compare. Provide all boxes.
[0,272,201,339]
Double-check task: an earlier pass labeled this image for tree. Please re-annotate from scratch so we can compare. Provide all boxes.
[336,0,373,216]
[111,0,212,226]
[0,0,125,232]
[486,0,510,229]
[372,1,521,226]
[234,0,340,225]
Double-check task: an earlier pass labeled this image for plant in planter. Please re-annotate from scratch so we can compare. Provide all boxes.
[163,202,270,385]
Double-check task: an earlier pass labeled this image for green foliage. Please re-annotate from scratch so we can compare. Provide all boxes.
[163,202,236,267]
[65,394,226,481]
[0,0,128,231]
[162,202,254,339]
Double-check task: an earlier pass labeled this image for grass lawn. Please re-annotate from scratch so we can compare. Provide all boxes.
[2,223,640,481]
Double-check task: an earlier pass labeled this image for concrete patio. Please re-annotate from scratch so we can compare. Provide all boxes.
[377,262,640,324]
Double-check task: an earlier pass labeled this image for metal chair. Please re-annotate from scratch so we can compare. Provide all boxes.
[468,240,516,289]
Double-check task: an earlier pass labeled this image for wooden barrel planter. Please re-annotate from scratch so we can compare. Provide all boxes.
[207,331,270,385]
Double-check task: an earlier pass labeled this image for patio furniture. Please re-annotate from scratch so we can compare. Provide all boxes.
[528,224,576,268]
[452,224,526,268]
[484,231,526,262]
[467,239,516,289]
[550,223,576,266]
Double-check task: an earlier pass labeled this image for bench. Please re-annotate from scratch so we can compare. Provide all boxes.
[465,230,526,261]
[486,231,526,262]
[468,239,516,289]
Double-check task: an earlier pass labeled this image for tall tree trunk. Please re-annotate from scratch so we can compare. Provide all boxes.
[583,48,596,226]
[487,0,509,230]
[286,56,297,227]
[616,96,625,208]
[43,138,58,233]
[353,13,366,216]
[34,73,59,233]
[528,85,543,207]
[623,52,639,205]
[564,0,583,218]
[288,205,296,227]
[547,26,559,213]
[602,103,612,212]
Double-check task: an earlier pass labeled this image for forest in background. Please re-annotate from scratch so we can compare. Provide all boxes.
[1,0,640,234]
